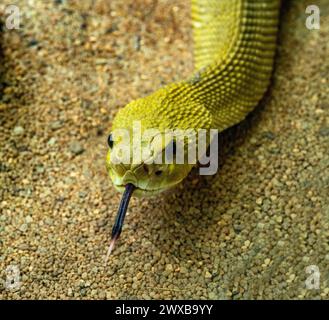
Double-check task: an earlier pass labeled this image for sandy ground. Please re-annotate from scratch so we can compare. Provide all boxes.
[0,0,328,299]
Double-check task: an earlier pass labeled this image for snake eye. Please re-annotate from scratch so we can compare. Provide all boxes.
[107,133,114,149]
[155,170,162,176]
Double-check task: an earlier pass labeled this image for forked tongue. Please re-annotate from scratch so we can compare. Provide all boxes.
[105,183,135,263]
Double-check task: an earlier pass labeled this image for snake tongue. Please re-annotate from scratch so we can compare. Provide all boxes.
[105,183,135,263]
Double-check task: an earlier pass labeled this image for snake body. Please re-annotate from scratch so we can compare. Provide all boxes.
[105,0,281,255]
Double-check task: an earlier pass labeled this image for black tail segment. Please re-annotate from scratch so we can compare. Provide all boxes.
[105,183,135,263]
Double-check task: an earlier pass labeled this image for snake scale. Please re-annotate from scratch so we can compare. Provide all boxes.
[105,0,281,256]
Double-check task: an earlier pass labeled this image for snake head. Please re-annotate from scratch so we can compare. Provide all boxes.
[106,88,211,198]
[106,129,194,197]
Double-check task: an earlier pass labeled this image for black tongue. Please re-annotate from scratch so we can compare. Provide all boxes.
[105,183,135,262]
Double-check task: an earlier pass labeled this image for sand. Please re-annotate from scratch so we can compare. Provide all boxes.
[0,0,328,299]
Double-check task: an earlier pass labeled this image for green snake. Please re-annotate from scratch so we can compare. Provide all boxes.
[105,0,281,256]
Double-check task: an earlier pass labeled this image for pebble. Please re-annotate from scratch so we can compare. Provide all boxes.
[47,137,57,146]
[25,216,33,224]
[208,292,217,299]
[19,224,28,233]
[165,264,173,272]
[69,141,85,155]
[318,126,329,137]
[51,121,63,130]
[13,126,25,135]
[136,272,143,280]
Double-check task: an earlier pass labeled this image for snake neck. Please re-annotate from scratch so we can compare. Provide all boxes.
[188,0,281,131]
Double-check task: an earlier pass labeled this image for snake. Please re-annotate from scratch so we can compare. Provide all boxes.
[105,0,281,257]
